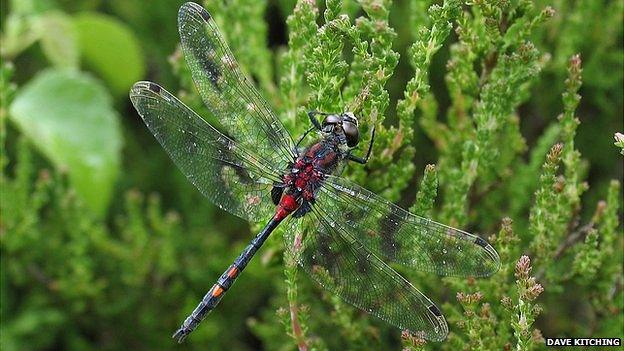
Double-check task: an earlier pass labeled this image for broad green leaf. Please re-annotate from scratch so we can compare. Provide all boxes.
[1,14,41,58]
[9,69,122,215]
[2,1,71,60]
[35,12,79,69]
[73,13,145,96]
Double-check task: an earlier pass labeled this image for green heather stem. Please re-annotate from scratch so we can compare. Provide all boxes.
[559,54,586,214]
[411,164,438,217]
[511,256,544,351]
[284,249,309,351]
[529,143,564,262]
[279,0,319,131]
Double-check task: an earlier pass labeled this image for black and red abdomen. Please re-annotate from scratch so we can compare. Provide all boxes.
[275,194,298,220]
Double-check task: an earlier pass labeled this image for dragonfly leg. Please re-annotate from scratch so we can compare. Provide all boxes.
[172,216,283,343]
[295,126,316,150]
[307,111,327,130]
[347,124,376,164]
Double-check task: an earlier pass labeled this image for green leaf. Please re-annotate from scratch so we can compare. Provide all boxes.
[35,12,79,69]
[1,14,41,58]
[73,13,145,96]
[9,69,122,216]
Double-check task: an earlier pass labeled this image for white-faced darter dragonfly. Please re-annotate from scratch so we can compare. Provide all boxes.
[129,2,501,343]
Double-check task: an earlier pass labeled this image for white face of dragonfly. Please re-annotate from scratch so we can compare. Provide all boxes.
[321,112,360,149]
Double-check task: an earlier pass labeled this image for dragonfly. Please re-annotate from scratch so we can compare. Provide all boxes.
[130,2,500,344]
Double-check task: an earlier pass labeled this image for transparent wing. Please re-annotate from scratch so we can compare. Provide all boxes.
[284,209,448,341]
[130,81,280,221]
[319,175,501,277]
[178,2,296,173]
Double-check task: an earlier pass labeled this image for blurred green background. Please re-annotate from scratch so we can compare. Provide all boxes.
[1,0,622,350]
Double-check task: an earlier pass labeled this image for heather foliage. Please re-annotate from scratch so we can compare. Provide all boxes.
[1,0,622,350]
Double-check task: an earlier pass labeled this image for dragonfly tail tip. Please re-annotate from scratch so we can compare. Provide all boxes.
[172,328,189,343]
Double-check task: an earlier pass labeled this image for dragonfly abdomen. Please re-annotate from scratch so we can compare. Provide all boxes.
[172,216,283,343]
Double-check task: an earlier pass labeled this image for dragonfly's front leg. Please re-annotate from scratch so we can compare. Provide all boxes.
[294,111,329,152]
[295,126,316,150]
[347,125,376,164]
[307,111,327,130]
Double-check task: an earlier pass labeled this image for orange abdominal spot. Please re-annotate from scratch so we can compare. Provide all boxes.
[212,285,224,297]
[227,266,238,278]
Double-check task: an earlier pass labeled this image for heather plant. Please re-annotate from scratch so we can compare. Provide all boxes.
[1,0,622,350]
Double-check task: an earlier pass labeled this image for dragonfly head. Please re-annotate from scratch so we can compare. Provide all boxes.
[321,112,360,148]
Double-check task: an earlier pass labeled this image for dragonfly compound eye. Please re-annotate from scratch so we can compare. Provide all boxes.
[323,114,342,126]
[343,121,359,147]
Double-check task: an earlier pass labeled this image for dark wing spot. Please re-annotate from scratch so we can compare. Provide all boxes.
[379,214,400,261]
[231,163,254,184]
[199,8,211,21]
[147,82,161,93]
[355,256,371,274]
[428,304,442,317]
[474,237,487,248]
[180,5,221,91]
[190,37,221,90]
[316,236,336,269]
[187,2,211,22]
